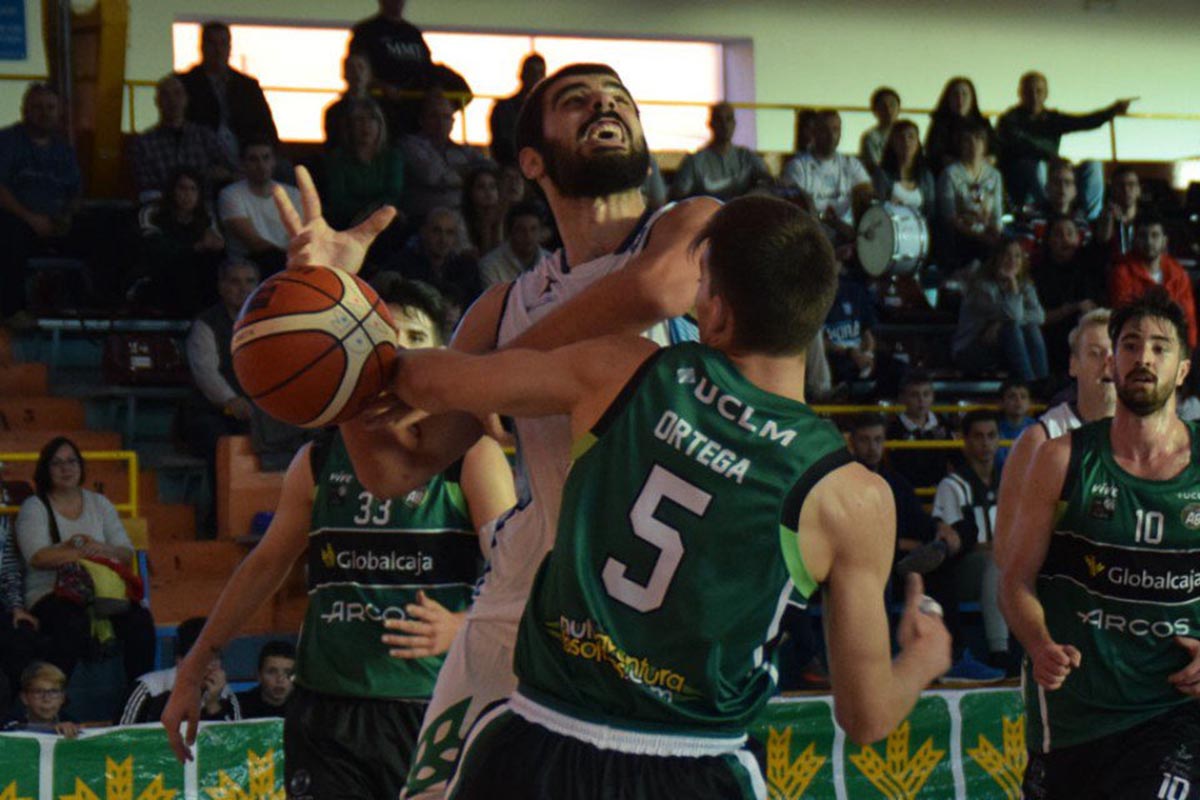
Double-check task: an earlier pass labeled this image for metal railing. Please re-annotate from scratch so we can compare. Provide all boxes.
[0,450,140,517]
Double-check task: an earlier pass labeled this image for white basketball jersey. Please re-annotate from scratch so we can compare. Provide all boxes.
[1038,401,1082,439]
[474,205,691,622]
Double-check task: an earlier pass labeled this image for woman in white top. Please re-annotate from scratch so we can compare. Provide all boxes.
[15,437,156,688]
[872,119,937,226]
[936,119,1005,272]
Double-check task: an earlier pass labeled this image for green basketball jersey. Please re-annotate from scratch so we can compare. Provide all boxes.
[295,432,481,699]
[1026,419,1200,751]
[514,342,852,737]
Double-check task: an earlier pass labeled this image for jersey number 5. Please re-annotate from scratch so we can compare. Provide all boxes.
[602,465,712,613]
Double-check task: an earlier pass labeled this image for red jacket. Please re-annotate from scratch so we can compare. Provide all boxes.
[1108,253,1198,349]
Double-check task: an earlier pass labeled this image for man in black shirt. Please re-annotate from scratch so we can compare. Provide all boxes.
[236,640,295,719]
[488,54,546,167]
[349,0,433,136]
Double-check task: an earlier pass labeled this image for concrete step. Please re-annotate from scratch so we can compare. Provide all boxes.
[143,502,197,541]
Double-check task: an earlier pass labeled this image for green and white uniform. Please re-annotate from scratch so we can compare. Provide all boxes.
[450,343,851,799]
[1026,419,1200,753]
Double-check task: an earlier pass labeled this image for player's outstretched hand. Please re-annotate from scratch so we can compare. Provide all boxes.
[1168,636,1200,697]
[383,590,465,659]
[1030,639,1081,690]
[160,665,204,763]
[896,573,952,684]
[274,165,396,275]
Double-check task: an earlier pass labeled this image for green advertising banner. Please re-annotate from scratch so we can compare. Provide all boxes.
[0,732,39,800]
[194,720,285,799]
[53,727,183,799]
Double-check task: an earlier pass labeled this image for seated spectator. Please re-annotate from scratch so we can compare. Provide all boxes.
[791,108,818,158]
[499,163,530,207]
[1,662,78,737]
[925,411,1008,680]
[1035,215,1106,372]
[924,77,997,174]
[400,90,489,221]
[886,369,952,490]
[121,617,239,725]
[997,71,1132,217]
[859,87,900,174]
[781,110,872,231]
[235,640,295,719]
[953,240,1049,382]
[480,201,548,288]
[461,164,504,258]
[0,83,82,321]
[1095,165,1143,257]
[131,75,238,205]
[322,98,406,231]
[1109,216,1198,350]
[350,0,434,137]
[822,264,878,384]
[1020,159,1092,244]
[872,119,936,225]
[1,495,42,715]
[323,53,374,153]
[389,207,480,322]
[14,437,156,688]
[488,53,546,167]
[936,120,1004,272]
[670,102,772,201]
[182,259,260,534]
[134,167,225,316]
[178,21,279,164]
[217,139,301,276]
[996,378,1036,468]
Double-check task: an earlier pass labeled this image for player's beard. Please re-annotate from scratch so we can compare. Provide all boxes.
[541,123,650,198]
[1116,368,1173,416]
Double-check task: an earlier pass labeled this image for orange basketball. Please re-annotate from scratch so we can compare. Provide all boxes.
[231,266,396,428]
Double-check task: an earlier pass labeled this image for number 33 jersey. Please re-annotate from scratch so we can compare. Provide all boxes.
[1029,418,1200,752]
[514,342,850,737]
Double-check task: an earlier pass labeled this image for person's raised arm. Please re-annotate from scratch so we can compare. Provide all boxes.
[998,435,1080,690]
[460,436,517,558]
[993,422,1048,572]
[161,444,316,762]
[805,464,951,744]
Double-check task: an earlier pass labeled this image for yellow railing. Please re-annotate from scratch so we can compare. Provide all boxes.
[812,403,1045,415]
[0,450,139,517]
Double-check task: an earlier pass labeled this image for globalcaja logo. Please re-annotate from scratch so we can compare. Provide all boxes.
[1084,555,1106,578]
[321,543,336,569]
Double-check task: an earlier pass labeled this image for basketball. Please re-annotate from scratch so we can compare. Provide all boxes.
[231,266,397,428]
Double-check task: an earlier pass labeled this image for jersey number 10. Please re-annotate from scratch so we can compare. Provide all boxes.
[1134,509,1165,545]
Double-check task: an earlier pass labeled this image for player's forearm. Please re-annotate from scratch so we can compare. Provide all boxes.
[340,412,482,498]
[398,349,574,419]
[999,577,1055,653]
[834,656,932,744]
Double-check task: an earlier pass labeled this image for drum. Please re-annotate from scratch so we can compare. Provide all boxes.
[856,203,929,277]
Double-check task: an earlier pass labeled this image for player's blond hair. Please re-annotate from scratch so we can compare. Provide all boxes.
[1069,307,1111,355]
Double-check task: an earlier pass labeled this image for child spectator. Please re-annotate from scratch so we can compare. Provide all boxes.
[236,640,296,719]
[936,119,1004,272]
[996,378,1036,468]
[2,661,79,737]
[886,369,952,490]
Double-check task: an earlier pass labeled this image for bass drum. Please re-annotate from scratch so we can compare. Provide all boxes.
[856,203,929,277]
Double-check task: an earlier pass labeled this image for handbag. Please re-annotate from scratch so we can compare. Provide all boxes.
[39,496,97,607]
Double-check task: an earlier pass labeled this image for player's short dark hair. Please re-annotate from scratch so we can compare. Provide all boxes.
[850,412,887,433]
[1109,286,1191,353]
[999,378,1030,397]
[690,196,837,356]
[176,617,208,659]
[515,63,629,156]
[372,274,451,345]
[899,368,933,392]
[961,410,999,437]
[257,640,296,671]
[504,200,545,235]
[870,87,899,109]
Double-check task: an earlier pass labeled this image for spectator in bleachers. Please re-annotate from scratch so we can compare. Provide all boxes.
[873,119,936,226]
[14,437,156,689]
[323,53,374,153]
[925,411,1007,681]
[489,53,546,167]
[1095,165,1143,257]
[859,87,900,174]
[996,378,1036,468]
[400,90,489,222]
[670,102,772,201]
[461,164,504,258]
[1,495,42,717]
[791,108,818,157]
[1035,215,1106,372]
[781,110,872,229]
[822,264,878,384]
[131,75,237,205]
[1109,216,1198,350]
[936,119,1004,272]
[390,207,480,322]
[350,0,434,137]
[953,239,1049,382]
[924,77,997,174]
[122,616,239,725]
[1021,159,1092,245]
[322,98,406,231]
[886,369,952,491]
[182,259,259,534]
[480,201,547,288]
[996,71,1131,218]
[1,661,78,737]
[217,139,300,276]
[0,83,82,322]
[178,21,279,164]
[235,640,295,719]
[135,167,225,316]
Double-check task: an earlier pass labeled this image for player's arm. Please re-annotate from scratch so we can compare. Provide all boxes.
[505,198,719,351]
[993,422,1048,572]
[998,436,1080,690]
[460,435,517,558]
[161,445,316,762]
[803,464,951,745]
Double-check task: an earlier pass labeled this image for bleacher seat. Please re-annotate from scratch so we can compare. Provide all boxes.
[0,363,49,395]
[216,435,284,540]
[0,396,86,430]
